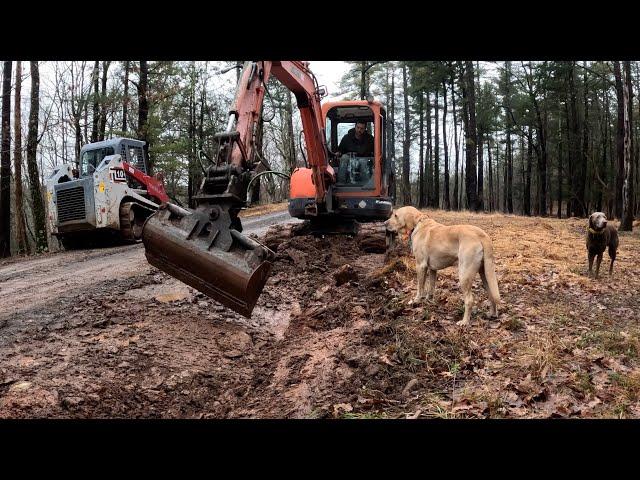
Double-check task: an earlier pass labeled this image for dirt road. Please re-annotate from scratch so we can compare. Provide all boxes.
[0,210,298,328]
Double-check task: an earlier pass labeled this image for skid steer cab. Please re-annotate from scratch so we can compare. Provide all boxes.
[46,137,169,249]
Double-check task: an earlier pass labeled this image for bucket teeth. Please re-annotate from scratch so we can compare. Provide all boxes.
[142,203,274,317]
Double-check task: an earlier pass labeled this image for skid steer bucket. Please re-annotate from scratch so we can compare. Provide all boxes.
[142,202,274,317]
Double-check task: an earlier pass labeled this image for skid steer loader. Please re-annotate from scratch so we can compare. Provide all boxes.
[46,137,169,249]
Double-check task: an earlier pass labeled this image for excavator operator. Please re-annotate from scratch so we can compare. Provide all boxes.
[335,121,374,185]
[337,121,374,157]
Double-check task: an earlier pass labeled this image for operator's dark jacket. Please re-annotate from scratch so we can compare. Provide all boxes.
[338,128,374,156]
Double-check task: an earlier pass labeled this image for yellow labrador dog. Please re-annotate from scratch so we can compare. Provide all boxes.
[384,206,500,326]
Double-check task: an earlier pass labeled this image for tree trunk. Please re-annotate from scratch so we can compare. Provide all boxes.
[26,62,47,252]
[418,93,425,208]
[477,133,484,211]
[122,61,130,133]
[14,62,28,254]
[503,61,514,214]
[285,91,296,173]
[137,61,150,173]
[360,61,367,100]
[460,135,465,209]
[433,85,440,208]
[390,65,395,162]
[91,61,99,143]
[426,90,432,205]
[98,61,110,141]
[254,115,265,201]
[187,68,196,209]
[389,64,396,200]
[621,61,635,231]
[520,133,525,214]
[568,63,582,217]
[557,119,563,218]
[533,114,547,216]
[599,83,609,215]
[495,141,500,211]
[487,139,493,211]
[579,61,589,216]
[442,77,450,210]
[196,79,206,199]
[525,128,533,216]
[0,62,11,257]
[614,61,625,220]
[451,73,460,210]
[401,63,411,205]
[461,61,478,211]
[503,133,509,213]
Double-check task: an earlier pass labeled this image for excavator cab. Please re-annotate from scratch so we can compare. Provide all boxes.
[289,100,393,224]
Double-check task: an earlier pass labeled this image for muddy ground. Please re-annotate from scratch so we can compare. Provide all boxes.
[1,210,639,418]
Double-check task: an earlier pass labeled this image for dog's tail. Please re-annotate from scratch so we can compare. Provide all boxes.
[481,236,501,304]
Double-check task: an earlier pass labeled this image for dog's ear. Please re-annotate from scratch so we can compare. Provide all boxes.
[588,213,594,229]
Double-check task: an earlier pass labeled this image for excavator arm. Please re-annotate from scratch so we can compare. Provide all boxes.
[223,61,333,206]
[141,61,333,317]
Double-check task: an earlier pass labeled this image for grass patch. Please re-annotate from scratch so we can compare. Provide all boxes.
[517,335,568,381]
[574,371,595,395]
[577,331,640,358]
[610,372,640,402]
[504,316,525,332]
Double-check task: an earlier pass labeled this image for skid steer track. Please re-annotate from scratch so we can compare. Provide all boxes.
[120,202,157,242]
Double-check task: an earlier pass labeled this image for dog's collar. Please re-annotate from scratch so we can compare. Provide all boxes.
[588,227,605,235]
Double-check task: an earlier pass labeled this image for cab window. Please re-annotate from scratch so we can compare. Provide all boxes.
[80,147,115,176]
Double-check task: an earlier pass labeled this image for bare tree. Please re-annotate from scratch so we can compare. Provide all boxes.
[451,71,460,210]
[461,61,478,211]
[98,61,111,140]
[14,61,29,254]
[621,61,635,231]
[91,61,99,143]
[0,62,11,257]
[613,61,625,219]
[418,92,425,208]
[137,61,150,172]
[401,63,411,205]
[433,85,440,208]
[122,61,130,132]
[26,62,48,252]
[442,76,450,210]
[67,62,90,160]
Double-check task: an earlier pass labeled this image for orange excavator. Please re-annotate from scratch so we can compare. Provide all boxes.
[142,61,395,317]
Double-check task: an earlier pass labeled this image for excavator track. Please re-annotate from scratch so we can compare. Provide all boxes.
[119,202,157,242]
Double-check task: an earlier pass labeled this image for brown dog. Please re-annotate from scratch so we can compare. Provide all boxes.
[384,207,500,326]
[586,212,619,278]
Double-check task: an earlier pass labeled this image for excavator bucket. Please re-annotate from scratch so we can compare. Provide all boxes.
[141,202,274,318]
